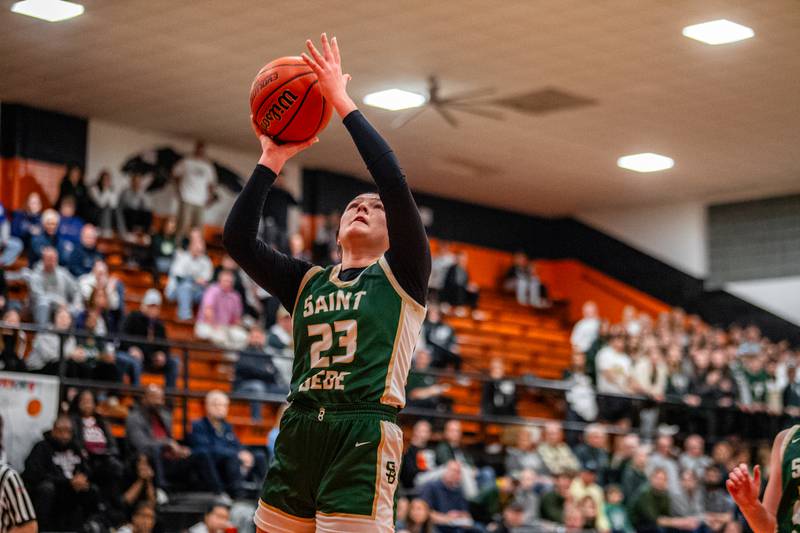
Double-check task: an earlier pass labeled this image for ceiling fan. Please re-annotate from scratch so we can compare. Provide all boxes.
[392,75,504,129]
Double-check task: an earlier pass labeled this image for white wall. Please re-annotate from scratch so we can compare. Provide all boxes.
[577,202,800,326]
[86,119,301,227]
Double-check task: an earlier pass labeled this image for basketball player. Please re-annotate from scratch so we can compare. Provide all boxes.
[727,426,800,532]
[224,34,430,533]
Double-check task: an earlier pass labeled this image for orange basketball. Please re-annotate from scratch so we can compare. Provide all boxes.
[250,56,333,144]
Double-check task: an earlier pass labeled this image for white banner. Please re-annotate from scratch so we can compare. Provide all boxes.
[0,372,60,471]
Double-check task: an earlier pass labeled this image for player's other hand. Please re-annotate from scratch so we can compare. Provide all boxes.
[726,463,761,508]
[302,33,357,118]
[251,115,317,174]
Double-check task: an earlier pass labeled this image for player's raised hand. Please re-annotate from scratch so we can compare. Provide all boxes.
[727,463,761,507]
[250,115,317,174]
[302,33,357,117]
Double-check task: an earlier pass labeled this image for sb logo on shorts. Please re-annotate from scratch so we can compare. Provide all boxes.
[385,461,397,484]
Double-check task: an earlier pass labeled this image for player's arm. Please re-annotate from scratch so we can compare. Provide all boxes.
[302,34,431,306]
[222,127,317,311]
[727,428,787,533]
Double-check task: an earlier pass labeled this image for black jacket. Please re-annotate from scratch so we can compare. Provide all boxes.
[120,311,170,364]
[23,431,89,490]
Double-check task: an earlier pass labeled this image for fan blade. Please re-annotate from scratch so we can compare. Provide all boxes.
[391,107,427,129]
[433,105,459,127]
[447,103,504,120]
[439,87,496,104]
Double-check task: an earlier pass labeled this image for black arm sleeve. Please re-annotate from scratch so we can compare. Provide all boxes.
[343,110,431,306]
[223,165,312,312]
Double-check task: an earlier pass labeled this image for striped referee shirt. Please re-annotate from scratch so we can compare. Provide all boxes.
[0,463,36,532]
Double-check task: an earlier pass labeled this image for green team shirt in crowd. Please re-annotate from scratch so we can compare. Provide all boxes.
[289,257,426,408]
[778,425,800,532]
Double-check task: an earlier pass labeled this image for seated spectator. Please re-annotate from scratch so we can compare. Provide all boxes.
[194,269,248,349]
[488,500,526,533]
[166,229,213,320]
[420,460,474,533]
[119,288,179,389]
[149,216,178,286]
[440,250,480,314]
[701,466,736,531]
[630,342,667,439]
[647,434,681,496]
[76,286,119,335]
[26,306,80,374]
[608,434,639,486]
[401,420,436,492]
[0,200,23,268]
[0,415,38,532]
[126,384,219,493]
[189,390,267,498]
[79,258,124,324]
[89,169,118,236]
[577,494,604,532]
[67,224,104,277]
[436,420,476,469]
[621,446,649,503]
[481,356,517,417]
[669,469,704,522]
[188,500,232,533]
[502,251,547,308]
[678,434,712,480]
[428,241,456,301]
[56,195,85,249]
[56,163,96,222]
[573,424,610,485]
[117,173,154,237]
[69,389,126,523]
[406,347,452,413]
[27,247,80,324]
[595,332,633,425]
[538,421,580,476]
[629,468,700,533]
[117,501,157,533]
[22,414,99,531]
[11,191,43,249]
[71,316,122,383]
[397,497,435,533]
[506,427,546,477]
[570,300,601,354]
[233,325,288,420]
[28,209,66,265]
[604,484,633,533]
[569,461,609,532]
[120,454,158,518]
[265,306,295,388]
[0,308,27,372]
[539,471,573,523]
[214,254,261,319]
[420,303,462,370]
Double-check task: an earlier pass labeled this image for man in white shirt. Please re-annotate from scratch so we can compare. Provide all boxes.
[173,141,217,241]
[595,333,633,424]
[165,230,213,320]
[570,301,601,353]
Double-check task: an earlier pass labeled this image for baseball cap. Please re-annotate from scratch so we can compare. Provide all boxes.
[142,289,163,307]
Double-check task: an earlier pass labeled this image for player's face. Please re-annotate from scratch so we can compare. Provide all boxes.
[338,194,389,254]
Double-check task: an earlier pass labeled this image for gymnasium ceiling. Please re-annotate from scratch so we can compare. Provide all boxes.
[1,0,799,216]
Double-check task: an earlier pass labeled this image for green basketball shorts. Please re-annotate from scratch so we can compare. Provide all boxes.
[255,400,403,533]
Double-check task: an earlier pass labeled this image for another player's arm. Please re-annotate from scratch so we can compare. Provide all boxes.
[303,34,431,306]
[727,428,787,533]
[222,126,317,311]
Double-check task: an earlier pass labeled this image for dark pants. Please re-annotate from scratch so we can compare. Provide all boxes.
[149,446,221,493]
[88,454,126,523]
[122,207,153,232]
[30,479,100,530]
[205,449,269,498]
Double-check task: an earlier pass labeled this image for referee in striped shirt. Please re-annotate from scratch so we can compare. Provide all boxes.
[0,416,37,533]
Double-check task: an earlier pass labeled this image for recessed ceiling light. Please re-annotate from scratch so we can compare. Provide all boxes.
[363,89,426,111]
[11,0,84,22]
[617,153,674,173]
[682,19,754,45]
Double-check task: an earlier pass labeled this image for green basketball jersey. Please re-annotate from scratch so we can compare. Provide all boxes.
[778,425,800,532]
[288,256,426,407]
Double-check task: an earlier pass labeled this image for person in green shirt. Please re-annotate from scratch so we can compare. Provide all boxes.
[604,484,633,533]
[540,471,574,523]
[628,468,700,533]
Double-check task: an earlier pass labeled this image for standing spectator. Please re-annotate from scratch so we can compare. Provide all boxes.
[628,468,699,533]
[784,363,800,422]
[67,224,104,277]
[56,164,96,222]
[481,357,517,417]
[0,201,23,268]
[401,420,436,492]
[234,325,287,420]
[538,421,580,476]
[0,414,37,533]
[56,196,85,250]
[259,173,297,252]
[630,343,667,440]
[406,348,452,413]
[28,209,64,265]
[166,230,213,320]
[194,269,248,349]
[505,427,546,477]
[125,384,218,493]
[11,192,43,249]
[27,247,80,324]
[173,141,217,241]
[563,351,599,443]
[420,303,461,370]
[595,333,633,425]
[420,461,474,533]
[22,414,98,531]
[441,251,479,314]
[189,390,267,499]
[188,501,232,533]
[678,435,712,480]
[89,170,118,236]
[149,216,178,286]
[0,309,27,372]
[539,471,574,523]
[119,289,179,389]
[573,424,610,486]
[117,174,154,237]
[571,301,601,354]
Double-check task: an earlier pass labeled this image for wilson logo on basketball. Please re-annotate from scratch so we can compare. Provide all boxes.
[249,72,278,101]
[259,89,298,131]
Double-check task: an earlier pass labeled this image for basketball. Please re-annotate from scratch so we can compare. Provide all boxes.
[250,56,333,143]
